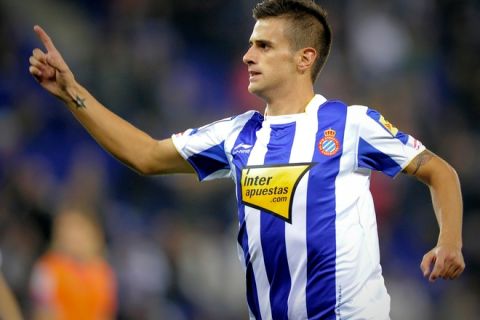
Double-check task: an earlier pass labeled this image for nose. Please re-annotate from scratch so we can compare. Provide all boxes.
[243,46,255,65]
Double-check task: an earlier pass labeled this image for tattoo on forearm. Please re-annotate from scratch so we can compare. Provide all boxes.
[410,150,434,175]
[73,95,86,109]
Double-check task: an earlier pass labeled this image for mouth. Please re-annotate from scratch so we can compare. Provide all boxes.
[248,71,261,81]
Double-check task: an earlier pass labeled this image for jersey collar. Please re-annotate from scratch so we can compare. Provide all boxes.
[263,94,327,124]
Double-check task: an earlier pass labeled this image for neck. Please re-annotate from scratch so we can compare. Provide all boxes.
[263,84,315,117]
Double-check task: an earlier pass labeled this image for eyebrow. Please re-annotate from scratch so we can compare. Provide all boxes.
[249,39,274,46]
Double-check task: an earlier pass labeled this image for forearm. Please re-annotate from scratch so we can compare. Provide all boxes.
[405,150,463,247]
[427,160,463,248]
[62,82,160,174]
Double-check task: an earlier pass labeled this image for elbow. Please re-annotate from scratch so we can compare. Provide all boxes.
[132,161,159,176]
[414,153,458,186]
[132,138,168,175]
[441,160,459,182]
[426,158,460,188]
[132,166,151,176]
[447,163,460,185]
[121,156,159,176]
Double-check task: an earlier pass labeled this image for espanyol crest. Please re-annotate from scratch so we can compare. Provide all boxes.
[318,128,340,156]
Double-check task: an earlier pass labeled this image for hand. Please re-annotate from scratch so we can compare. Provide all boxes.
[29,25,76,100]
[420,244,465,282]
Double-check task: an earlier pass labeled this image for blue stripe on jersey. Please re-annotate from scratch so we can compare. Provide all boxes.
[187,142,229,180]
[366,109,381,121]
[261,122,296,320]
[395,131,409,145]
[366,109,389,135]
[358,138,402,177]
[232,112,264,319]
[306,101,347,319]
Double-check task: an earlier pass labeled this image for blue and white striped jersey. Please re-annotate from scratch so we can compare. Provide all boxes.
[172,94,425,320]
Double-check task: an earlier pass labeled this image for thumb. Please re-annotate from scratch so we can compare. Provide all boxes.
[420,250,435,277]
[429,253,445,282]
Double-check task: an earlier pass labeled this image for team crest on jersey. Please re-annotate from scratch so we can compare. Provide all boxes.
[241,163,315,223]
[318,128,340,156]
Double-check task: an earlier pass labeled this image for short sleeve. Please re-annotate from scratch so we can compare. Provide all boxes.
[30,263,56,306]
[172,117,235,181]
[357,108,426,177]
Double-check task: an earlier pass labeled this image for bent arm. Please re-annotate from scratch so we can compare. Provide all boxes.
[29,25,192,175]
[403,150,465,281]
[403,150,463,247]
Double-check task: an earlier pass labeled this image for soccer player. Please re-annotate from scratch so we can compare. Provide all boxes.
[28,0,464,319]
[30,207,117,320]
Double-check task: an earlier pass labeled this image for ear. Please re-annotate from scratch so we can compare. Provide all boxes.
[297,47,317,74]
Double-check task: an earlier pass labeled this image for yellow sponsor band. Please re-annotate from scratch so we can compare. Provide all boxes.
[241,163,314,223]
[379,115,399,136]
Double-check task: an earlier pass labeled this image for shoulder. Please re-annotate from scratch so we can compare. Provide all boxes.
[230,110,263,126]
[317,95,367,114]
[201,110,262,131]
[212,110,263,137]
[35,252,61,268]
[314,93,377,120]
[346,104,370,121]
[316,98,368,121]
[347,104,369,112]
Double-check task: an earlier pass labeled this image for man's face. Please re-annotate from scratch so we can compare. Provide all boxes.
[243,18,298,99]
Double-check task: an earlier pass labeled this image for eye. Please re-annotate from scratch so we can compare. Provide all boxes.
[247,41,271,51]
[258,42,270,50]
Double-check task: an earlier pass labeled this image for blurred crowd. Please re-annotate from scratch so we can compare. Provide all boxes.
[0,0,479,319]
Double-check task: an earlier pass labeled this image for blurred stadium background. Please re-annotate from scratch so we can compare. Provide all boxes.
[0,0,479,319]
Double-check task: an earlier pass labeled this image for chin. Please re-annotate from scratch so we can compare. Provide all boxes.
[248,84,264,97]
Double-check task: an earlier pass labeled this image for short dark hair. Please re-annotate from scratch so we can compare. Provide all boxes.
[253,0,332,82]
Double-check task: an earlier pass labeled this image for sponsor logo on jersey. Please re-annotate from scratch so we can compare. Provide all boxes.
[413,138,422,150]
[318,128,340,156]
[241,163,315,223]
[379,115,398,136]
[232,143,254,155]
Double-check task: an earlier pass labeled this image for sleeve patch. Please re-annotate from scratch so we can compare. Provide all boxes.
[378,115,399,137]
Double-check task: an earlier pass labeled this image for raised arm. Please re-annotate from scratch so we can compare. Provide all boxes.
[403,150,465,282]
[28,25,193,175]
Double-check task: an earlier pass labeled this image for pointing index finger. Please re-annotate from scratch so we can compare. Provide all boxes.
[33,25,57,53]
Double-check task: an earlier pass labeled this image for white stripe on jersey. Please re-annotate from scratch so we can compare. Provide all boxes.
[334,106,391,319]
[284,109,319,319]
[245,124,273,320]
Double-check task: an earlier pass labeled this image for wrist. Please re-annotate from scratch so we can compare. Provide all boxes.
[64,82,86,109]
[437,235,462,250]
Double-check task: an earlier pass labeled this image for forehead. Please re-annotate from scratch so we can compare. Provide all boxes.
[249,18,290,43]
